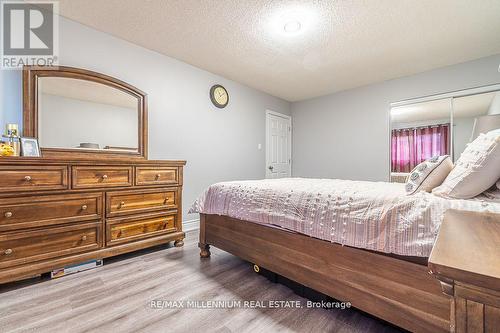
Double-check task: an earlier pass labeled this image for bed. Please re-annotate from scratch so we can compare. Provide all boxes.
[190,178,500,332]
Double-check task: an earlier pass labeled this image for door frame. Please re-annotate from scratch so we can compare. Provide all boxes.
[265,110,292,178]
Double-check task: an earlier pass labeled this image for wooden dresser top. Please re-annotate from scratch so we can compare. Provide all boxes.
[0,156,186,166]
[428,209,500,291]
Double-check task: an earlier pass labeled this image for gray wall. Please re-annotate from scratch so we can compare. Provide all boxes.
[0,16,290,223]
[3,14,500,222]
[0,70,22,130]
[0,87,2,131]
[291,54,500,181]
[39,94,138,149]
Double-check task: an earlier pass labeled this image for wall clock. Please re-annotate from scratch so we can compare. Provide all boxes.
[210,84,229,108]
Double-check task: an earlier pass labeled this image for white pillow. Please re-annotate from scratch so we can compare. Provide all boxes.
[433,129,500,199]
[405,155,453,195]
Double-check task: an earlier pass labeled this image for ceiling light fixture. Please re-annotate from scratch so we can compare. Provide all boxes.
[284,20,301,33]
[266,5,318,39]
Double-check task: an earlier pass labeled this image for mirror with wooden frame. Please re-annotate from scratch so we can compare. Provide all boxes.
[389,84,500,183]
[23,66,148,160]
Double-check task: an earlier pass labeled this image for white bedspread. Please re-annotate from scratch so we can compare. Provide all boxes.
[189,178,500,257]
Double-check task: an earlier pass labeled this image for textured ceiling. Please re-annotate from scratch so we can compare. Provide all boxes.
[56,0,500,102]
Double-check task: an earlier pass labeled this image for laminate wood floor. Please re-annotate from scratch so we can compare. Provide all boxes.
[0,231,403,333]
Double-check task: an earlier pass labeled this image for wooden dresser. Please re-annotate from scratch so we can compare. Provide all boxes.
[0,157,186,284]
[0,65,187,284]
[429,209,500,333]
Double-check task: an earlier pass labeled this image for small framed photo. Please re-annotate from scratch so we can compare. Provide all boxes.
[20,137,41,157]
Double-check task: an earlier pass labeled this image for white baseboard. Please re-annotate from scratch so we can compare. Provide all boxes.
[183,218,200,231]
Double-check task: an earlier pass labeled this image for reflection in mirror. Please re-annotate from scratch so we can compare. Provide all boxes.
[389,88,500,183]
[452,91,500,160]
[390,98,451,182]
[37,77,139,152]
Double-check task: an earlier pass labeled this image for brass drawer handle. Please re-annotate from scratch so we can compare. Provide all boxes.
[4,249,13,255]
[81,235,87,241]
[81,205,88,211]
[4,212,12,218]
[118,201,125,208]
[24,176,32,182]
[101,174,108,180]
[155,174,161,180]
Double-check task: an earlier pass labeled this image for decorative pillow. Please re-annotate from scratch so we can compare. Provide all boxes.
[497,179,500,190]
[432,129,500,199]
[405,155,453,195]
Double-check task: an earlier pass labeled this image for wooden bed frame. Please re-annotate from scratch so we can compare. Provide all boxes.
[199,213,451,333]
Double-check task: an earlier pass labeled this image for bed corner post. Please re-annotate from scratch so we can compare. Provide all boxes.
[199,214,211,258]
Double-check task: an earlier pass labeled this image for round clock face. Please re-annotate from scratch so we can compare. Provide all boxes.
[210,85,229,108]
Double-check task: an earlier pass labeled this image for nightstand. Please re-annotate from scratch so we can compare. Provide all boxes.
[429,209,500,333]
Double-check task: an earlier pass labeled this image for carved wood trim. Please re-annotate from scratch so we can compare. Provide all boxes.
[431,274,456,296]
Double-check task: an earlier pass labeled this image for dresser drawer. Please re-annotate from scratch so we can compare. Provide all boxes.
[0,193,102,231]
[72,166,133,189]
[0,222,101,269]
[0,166,68,192]
[106,212,176,246]
[135,167,178,186]
[106,188,178,218]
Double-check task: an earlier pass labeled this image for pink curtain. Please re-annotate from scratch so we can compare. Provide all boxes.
[391,124,449,172]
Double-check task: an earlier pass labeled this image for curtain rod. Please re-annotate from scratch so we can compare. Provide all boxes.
[392,123,450,131]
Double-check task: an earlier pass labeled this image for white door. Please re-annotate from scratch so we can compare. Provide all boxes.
[266,111,291,178]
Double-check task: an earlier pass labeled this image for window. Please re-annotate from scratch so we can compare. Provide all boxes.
[391,124,450,173]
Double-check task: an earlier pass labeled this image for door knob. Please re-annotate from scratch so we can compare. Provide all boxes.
[268,166,274,170]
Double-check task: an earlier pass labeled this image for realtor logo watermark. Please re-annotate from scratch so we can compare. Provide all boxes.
[1,0,59,69]
[150,299,352,310]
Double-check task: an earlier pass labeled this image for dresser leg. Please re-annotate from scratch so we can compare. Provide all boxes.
[199,243,211,258]
[174,239,184,247]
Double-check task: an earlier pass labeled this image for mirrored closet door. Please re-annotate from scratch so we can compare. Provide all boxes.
[389,86,500,182]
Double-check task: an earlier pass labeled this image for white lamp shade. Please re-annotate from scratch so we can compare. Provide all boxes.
[470,114,500,141]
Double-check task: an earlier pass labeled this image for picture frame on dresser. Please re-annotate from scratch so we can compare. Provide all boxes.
[19,137,41,157]
[0,65,186,285]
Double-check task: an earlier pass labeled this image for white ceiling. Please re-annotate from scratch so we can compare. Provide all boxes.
[56,0,500,102]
